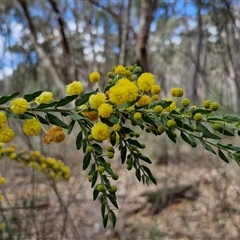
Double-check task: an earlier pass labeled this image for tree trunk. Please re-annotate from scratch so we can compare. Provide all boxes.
[18,0,66,96]
[189,1,203,103]
[135,0,157,72]
[119,1,131,65]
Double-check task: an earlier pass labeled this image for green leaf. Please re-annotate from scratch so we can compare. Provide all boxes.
[70,113,85,121]
[180,132,191,144]
[107,194,119,209]
[0,91,20,105]
[109,210,117,228]
[196,122,221,139]
[150,100,172,109]
[23,90,42,102]
[83,152,91,170]
[108,114,119,124]
[217,128,234,137]
[223,114,240,123]
[126,139,143,149]
[207,116,225,122]
[46,113,68,129]
[170,110,181,115]
[175,119,194,132]
[138,154,152,164]
[142,165,157,185]
[68,120,75,135]
[75,89,98,106]
[142,115,157,127]
[56,95,78,107]
[104,166,114,175]
[76,131,82,150]
[121,146,127,164]
[135,169,141,182]
[103,214,108,228]
[92,143,103,155]
[91,171,98,188]
[22,112,49,124]
[35,101,58,109]
[93,187,99,201]
[218,149,229,163]
[204,143,216,155]
[121,126,133,135]
[166,130,176,143]
[110,131,117,146]
[101,202,106,218]
[192,109,212,115]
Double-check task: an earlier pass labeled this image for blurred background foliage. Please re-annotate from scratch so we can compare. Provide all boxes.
[1,0,240,112]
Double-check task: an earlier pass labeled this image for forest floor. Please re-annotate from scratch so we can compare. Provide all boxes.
[1,139,240,240]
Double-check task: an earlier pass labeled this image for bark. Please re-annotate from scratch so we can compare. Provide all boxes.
[189,1,203,103]
[48,0,76,81]
[18,0,66,96]
[135,0,157,72]
[119,1,131,65]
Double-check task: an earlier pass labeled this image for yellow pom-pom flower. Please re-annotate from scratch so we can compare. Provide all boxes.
[112,124,121,132]
[91,122,110,141]
[203,100,211,109]
[89,71,100,83]
[11,98,28,114]
[66,80,83,95]
[0,112,7,125]
[117,78,139,102]
[138,95,151,106]
[114,65,126,75]
[134,112,142,120]
[170,87,184,97]
[137,73,155,92]
[109,85,126,106]
[89,93,106,109]
[0,125,15,143]
[23,118,42,136]
[98,103,113,118]
[181,98,190,108]
[36,91,53,104]
[151,85,161,95]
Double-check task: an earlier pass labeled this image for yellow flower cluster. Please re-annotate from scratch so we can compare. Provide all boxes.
[36,91,53,104]
[23,118,42,136]
[89,71,100,83]
[170,87,184,97]
[0,125,15,143]
[89,93,106,109]
[137,73,155,92]
[43,125,65,146]
[11,97,28,114]
[66,80,83,95]
[0,112,7,124]
[114,65,127,75]
[98,103,113,118]
[109,78,138,106]
[91,122,110,141]
[0,144,70,180]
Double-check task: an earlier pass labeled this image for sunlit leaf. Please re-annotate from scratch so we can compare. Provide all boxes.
[23,90,42,102]
[0,91,20,105]
[46,113,68,129]
[56,95,78,107]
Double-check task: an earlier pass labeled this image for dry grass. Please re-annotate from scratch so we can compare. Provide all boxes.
[1,134,240,239]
